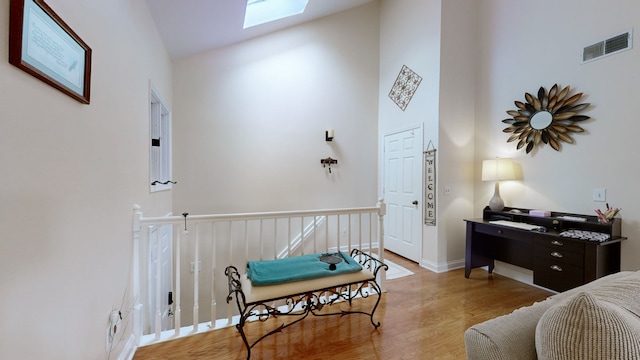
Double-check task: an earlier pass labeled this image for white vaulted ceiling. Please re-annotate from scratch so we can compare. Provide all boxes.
[146,0,375,59]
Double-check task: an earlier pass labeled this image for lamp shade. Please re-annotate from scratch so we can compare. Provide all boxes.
[482,158,515,181]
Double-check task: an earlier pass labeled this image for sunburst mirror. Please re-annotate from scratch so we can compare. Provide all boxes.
[502,84,590,153]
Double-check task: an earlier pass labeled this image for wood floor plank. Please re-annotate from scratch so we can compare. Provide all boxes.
[133,252,552,359]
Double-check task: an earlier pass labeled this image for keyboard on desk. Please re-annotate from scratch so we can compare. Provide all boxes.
[488,220,541,231]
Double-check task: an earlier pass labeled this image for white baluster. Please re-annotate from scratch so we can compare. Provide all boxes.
[337,214,341,253]
[378,199,386,291]
[369,212,373,251]
[193,223,199,332]
[313,216,317,254]
[227,221,233,326]
[244,220,249,265]
[325,214,330,252]
[210,222,217,329]
[358,213,362,251]
[300,217,305,255]
[287,218,291,258]
[174,225,182,336]
[259,219,264,261]
[273,218,277,260]
[348,214,353,253]
[154,226,162,339]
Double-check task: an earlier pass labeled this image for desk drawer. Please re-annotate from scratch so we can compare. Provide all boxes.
[474,223,532,240]
[536,237,584,254]
[534,257,583,292]
[533,246,583,267]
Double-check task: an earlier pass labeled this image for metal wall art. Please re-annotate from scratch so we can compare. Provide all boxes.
[389,65,422,111]
[502,84,590,153]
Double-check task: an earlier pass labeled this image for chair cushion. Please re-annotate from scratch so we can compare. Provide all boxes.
[535,292,640,360]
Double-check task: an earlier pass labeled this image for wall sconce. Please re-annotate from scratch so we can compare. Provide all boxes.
[325,129,334,141]
[481,158,516,211]
[321,157,338,173]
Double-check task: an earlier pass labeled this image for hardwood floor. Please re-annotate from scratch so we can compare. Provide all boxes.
[133,252,552,360]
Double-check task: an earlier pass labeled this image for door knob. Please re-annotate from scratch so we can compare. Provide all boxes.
[412,200,419,205]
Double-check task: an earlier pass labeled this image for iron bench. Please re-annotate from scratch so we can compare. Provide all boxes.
[225,248,387,359]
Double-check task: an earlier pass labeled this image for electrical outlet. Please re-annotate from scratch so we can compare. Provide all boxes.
[593,188,606,202]
[444,186,452,196]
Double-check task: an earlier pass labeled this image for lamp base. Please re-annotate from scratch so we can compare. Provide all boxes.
[488,181,505,211]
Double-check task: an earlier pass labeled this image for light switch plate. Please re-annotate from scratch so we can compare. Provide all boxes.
[593,188,606,202]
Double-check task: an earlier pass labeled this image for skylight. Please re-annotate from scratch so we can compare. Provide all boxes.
[243,0,309,29]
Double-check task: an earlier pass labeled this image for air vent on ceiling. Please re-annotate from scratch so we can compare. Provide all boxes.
[582,29,633,63]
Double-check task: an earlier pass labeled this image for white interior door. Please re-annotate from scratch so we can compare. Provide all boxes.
[383,127,423,262]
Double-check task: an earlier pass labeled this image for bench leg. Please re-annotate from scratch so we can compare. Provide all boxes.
[235,315,251,360]
[367,280,383,328]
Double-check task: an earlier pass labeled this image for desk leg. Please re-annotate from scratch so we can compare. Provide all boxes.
[465,222,473,278]
[465,221,495,278]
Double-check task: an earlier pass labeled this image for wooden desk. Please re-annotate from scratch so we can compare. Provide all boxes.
[465,207,625,292]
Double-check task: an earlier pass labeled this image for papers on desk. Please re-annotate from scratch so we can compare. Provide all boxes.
[489,220,542,231]
[559,229,610,242]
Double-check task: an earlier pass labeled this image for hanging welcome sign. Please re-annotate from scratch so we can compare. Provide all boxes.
[424,142,436,225]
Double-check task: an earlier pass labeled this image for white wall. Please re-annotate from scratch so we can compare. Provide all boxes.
[0,0,172,358]
[378,0,441,137]
[475,0,640,272]
[379,0,476,271]
[378,0,442,268]
[437,0,477,269]
[4,1,639,357]
[172,3,380,215]
[171,3,380,323]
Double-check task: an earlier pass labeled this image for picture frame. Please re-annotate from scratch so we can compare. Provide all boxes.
[9,0,92,104]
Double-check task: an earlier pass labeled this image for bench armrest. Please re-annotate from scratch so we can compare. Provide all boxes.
[350,248,389,278]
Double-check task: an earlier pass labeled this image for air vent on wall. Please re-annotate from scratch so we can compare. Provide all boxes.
[582,29,633,63]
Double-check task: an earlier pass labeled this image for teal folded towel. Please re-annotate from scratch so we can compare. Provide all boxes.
[246,252,363,286]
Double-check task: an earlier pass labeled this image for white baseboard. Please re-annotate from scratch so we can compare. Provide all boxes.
[420,258,465,273]
[492,261,534,285]
[117,334,137,360]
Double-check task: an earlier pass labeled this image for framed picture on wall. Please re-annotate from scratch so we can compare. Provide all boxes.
[9,0,92,104]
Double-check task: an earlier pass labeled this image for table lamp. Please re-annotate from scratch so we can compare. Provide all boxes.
[482,158,516,211]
